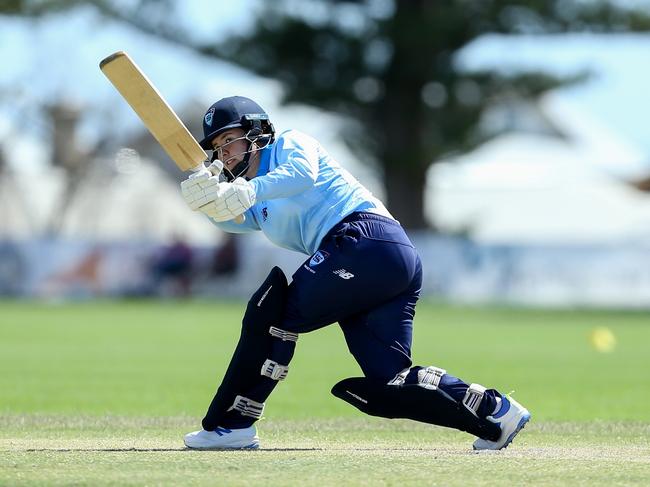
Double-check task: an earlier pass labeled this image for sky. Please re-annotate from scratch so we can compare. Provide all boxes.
[459,32,650,159]
[1,2,650,243]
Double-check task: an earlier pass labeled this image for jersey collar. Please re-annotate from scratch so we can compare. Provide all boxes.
[256,144,272,177]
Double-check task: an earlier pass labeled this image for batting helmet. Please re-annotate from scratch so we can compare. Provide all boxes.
[199,96,275,150]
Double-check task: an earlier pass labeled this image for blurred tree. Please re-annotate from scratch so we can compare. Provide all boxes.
[46,102,91,234]
[0,142,36,237]
[4,0,650,228]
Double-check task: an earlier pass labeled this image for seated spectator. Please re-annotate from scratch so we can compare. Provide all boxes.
[151,234,193,297]
[211,233,240,277]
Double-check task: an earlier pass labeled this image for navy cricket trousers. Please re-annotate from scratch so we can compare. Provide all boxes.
[281,212,422,382]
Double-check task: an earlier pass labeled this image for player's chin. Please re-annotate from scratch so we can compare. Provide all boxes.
[225,159,242,172]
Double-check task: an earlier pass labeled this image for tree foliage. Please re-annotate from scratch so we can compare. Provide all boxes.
[4,0,650,228]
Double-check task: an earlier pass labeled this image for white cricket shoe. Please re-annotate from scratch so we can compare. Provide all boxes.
[473,395,530,450]
[184,425,259,450]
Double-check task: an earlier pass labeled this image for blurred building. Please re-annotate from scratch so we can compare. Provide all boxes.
[428,93,650,243]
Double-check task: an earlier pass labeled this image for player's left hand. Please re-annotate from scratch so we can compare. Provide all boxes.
[180,171,221,211]
[180,159,230,211]
[199,178,256,222]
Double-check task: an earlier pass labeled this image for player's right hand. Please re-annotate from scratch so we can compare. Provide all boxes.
[180,170,221,211]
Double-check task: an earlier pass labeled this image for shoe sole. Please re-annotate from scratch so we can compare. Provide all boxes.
[185,442,259,450]
[500,413,530,450]
[473,412,531,451]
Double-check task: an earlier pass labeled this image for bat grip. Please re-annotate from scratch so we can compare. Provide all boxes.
[190,163,210,177]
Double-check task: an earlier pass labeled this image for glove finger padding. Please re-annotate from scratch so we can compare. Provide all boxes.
[198,178,256,221]
[200,204,239,222]
[182,175,223,211]
[180,172,208,192]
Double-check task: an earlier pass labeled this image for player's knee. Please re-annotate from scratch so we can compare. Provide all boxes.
[267,325,299,371]
[244,266,298,381]
[404,365,491,418]
[242,266,288,332]
[355,354,412,384]
[262,322,300,380]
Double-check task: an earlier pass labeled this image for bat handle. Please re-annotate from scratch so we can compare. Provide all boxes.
[190,163,210,177]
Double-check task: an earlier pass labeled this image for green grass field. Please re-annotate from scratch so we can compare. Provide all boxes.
[1,300,649,485]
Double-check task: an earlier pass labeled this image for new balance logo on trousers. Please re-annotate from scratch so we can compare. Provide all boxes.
[333,269,354,279]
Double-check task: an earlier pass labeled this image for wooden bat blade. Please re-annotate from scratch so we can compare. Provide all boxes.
[99,51,207,172]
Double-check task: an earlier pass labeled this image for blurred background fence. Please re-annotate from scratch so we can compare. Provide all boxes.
[2,235,650,308]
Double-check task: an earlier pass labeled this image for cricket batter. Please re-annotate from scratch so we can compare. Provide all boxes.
[181,96,530,450]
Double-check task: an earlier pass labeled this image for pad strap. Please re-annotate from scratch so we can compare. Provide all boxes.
[462,383,486,417]
[417,366,446,390]
[228,395,265,419]
[269,326,299,342]
[387,368,410,386]
[261,359,289,381]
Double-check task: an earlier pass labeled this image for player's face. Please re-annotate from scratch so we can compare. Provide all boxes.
[211,129,249,170]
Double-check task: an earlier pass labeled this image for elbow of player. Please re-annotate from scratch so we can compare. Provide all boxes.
[300,169,318,187]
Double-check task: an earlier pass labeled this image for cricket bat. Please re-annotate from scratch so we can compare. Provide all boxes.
[99,51,206,172]
[99,51,243,222]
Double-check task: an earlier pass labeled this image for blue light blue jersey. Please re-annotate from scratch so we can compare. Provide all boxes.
[209,130,393,255]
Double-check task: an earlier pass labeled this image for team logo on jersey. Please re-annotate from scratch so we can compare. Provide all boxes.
[309,250,329,267]
[262,207,269,221]
[333,268,355,279]
[204,107,215,127]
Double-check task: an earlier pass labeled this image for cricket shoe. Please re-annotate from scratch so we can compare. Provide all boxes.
[184,425,259,450]
[473,394,530,450]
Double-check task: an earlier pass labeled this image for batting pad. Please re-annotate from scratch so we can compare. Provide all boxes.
[201,266,289,430]
[331,377,501,441]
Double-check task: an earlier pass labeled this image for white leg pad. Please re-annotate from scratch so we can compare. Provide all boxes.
[462,383,486,417]
[269,326,299,342]
[228,395,265,419]
[261,359,289,381]
[417,366,447,390]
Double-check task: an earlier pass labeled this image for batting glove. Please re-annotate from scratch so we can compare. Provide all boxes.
[181,174,221,212]
[180,158,229,211]
[199,178,256,222]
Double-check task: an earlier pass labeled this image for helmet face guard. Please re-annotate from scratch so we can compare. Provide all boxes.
[211,119,274,181]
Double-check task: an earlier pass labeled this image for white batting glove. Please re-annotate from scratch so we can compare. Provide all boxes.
[199,178,256,222]
[181,174,221,212]
[180,159,228,211]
